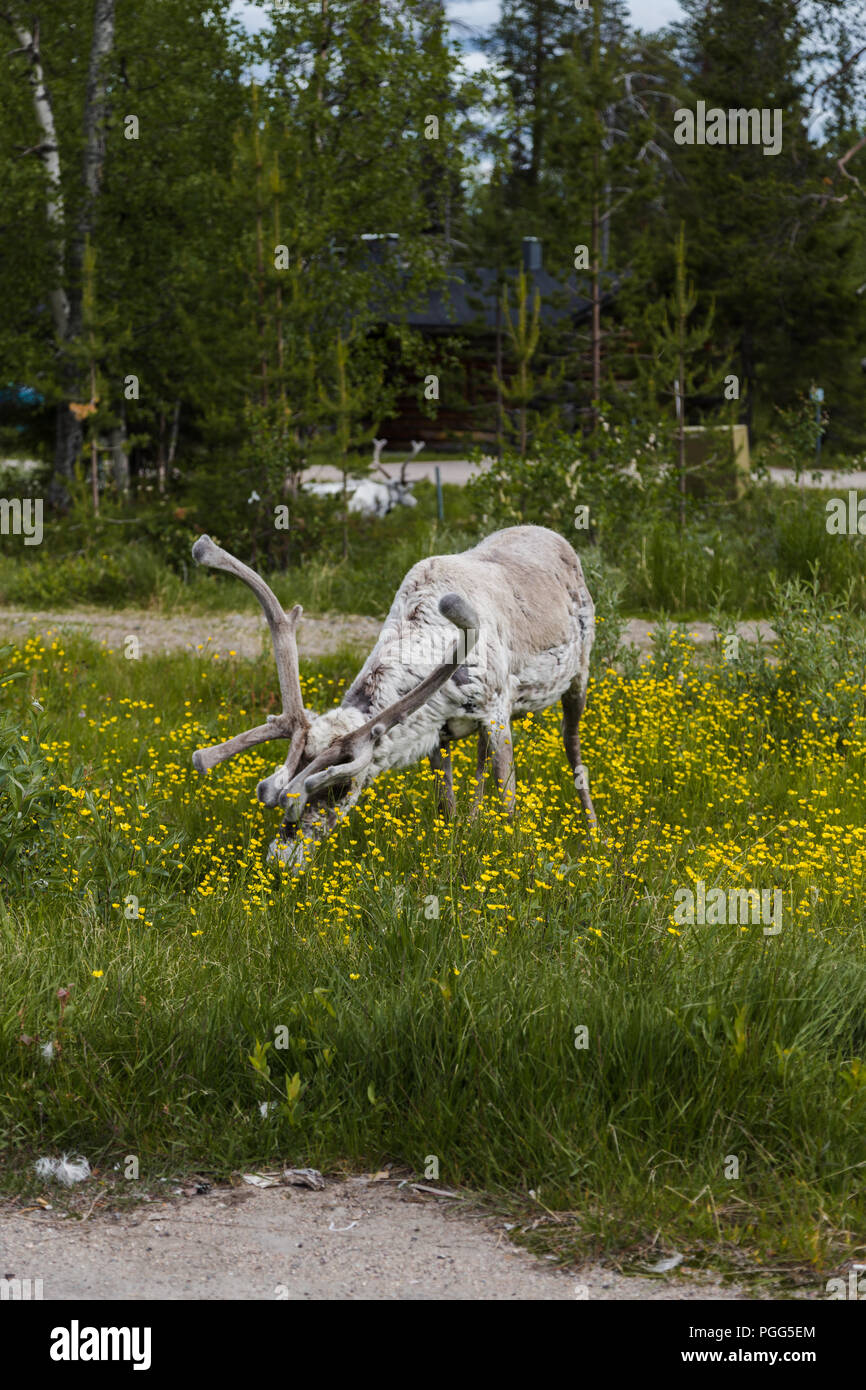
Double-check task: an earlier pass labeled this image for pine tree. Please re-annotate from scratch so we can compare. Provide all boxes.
[639,224,732,523]
[670,0,866,449]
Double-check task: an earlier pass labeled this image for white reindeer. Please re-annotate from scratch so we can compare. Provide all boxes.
[348,439,424,517]
[303,440,424,517]
[191,525,596,869]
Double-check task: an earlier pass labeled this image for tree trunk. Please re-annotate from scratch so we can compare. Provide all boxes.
[156,410,167,495]
[52,373,84,509]
[167,401,180,473]
[314,1,330,155]
[15,3,116,505]
[741,328,754,438]
[591,179,601,433]
[11,19,70,344]
[529,5,545,190]
[88,364,99,514]
[495,290,503,458]
[108,422,129,498]
[342,469,348,562]
[254,122,268,406]
[66,1,115,484]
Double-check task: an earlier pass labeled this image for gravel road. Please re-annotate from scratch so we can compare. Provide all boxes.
[0,1176,752,1301]
[0,606,776,662]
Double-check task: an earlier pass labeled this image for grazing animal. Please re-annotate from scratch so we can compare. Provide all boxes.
[191,525,596,870]
[347,473,416,517]
[304,440,424,517]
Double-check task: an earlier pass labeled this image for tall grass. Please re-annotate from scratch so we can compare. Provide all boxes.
[3,481,866,620]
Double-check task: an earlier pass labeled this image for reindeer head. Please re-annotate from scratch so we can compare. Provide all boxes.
[369,439,425,514]
[190,536,477,871]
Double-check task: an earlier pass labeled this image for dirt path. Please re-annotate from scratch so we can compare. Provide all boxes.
[0,606,776,661]
[0,606,382,661]
[0,1175,753,1301]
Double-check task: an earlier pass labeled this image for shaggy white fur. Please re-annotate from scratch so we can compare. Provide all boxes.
[264,525,595,866]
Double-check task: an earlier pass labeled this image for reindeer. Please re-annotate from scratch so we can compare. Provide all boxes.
[302,440,423,518]
[348,439,424,517]
[190,525,596,869]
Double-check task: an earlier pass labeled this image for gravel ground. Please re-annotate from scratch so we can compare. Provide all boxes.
[0,606,382,661]
[0,1176,754,1301]
[0,607,776,662]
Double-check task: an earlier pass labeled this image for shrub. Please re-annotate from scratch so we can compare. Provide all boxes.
[707,572,866,743]
[0,648,77,897]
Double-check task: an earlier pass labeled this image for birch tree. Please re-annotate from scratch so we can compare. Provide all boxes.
[3,1,115,503]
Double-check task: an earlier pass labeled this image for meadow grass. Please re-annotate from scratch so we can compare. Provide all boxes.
[3,481,866,621]
[1,627,865,1286]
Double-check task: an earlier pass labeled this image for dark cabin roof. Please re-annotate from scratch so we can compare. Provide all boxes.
[403,265,592,330]
[364,236,617,334]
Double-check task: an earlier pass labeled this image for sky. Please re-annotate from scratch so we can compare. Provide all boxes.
[445,0,684,33]
[231,1,685,41]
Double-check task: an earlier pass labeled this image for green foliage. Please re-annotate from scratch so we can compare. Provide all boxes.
[0,541,169,608]
[466,441,580,533]
[466,422,674,536]
[638,224,730,424]
[755,393,827,478]
[494,269,562,456]
[0,650,75,897]
[709,572,866,742]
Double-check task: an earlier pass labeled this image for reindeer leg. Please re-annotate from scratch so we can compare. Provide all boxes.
[489,718,517,816]
[562,679,596,827]
[470,726,491,820]
[428,741,456,818]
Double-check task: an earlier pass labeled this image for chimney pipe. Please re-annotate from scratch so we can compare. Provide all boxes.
[522,236,542,272]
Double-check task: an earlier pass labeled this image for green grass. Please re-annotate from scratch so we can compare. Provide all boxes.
[3,477,866,622]
[0,482,477,617]
[1,622,864,1288]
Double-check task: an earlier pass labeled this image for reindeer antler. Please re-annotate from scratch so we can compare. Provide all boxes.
[190,536,310,774]
[270,592,479,817]
[401,440,424,486]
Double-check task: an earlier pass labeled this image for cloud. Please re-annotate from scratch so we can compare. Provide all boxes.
[446,0,683,32]
[229,1,685,46]
[627,0,683,28]
[229,1,271,35]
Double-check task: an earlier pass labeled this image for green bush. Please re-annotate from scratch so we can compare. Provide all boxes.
[708,573,866,744]
[0,648,78,897]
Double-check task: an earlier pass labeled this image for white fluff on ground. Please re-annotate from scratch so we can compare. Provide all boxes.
[35,1154,91,1186]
